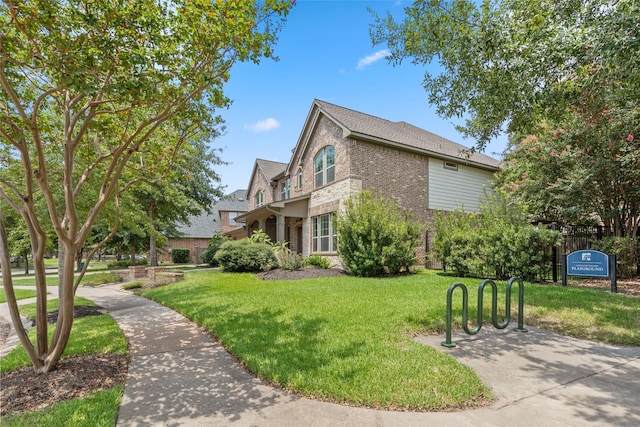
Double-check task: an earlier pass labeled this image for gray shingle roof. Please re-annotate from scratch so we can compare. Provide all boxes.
[256,159,287,181]
[314,99,500,169]
[174,189,248,238]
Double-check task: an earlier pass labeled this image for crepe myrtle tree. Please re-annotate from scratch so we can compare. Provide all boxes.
[0,0,293,373]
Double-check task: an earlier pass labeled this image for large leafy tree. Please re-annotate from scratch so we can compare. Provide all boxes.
[0,0,292,373]
[370,0,639,235]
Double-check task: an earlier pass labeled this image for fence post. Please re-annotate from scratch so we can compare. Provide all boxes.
[610,254,617,293]
[561,254,567,286]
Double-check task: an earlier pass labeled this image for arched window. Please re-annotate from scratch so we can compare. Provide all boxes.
[314,146,335,188]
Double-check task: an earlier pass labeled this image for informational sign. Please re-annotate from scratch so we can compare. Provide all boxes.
[566,250,609,277]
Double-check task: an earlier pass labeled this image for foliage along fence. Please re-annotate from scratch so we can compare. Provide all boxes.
[425,225,639,281]
[550,224,640,281]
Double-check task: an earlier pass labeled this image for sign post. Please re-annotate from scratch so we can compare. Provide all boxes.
[562,250,617,293]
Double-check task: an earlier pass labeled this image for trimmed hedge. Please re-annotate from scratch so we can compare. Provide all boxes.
[214,239,277,272]
[171,248,190,264]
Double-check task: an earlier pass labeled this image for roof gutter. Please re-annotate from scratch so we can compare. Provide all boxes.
[346,131,500,172]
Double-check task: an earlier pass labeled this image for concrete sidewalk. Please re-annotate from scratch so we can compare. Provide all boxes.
[4,284,640,426]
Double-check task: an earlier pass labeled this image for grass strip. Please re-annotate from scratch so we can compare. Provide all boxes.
[1,297,127,373]
[0,289,37,303]
[1,385,123,427]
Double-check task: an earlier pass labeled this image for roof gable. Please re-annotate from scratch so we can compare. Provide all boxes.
[314,100,500,169]
[247,158,288,195]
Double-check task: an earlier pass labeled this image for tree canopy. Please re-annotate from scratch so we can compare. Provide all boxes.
[371,0,639,235]
[0,0,293,373]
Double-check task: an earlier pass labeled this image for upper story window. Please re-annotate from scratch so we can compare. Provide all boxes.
[444,161,458,171]
[297,168,303,190]
[280,179,290,201]
[254,190,264,208]
[314,146,335,188]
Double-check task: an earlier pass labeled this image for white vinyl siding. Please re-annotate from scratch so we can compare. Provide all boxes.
[428,158,495,212]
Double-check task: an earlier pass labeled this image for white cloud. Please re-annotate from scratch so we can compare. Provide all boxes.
[356,49,390,70]
[247,117,280,132]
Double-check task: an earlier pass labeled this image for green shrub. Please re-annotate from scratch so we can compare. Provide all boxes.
[172,248,190,264]
[279,252,304,270]
[214,239,277,272]
[431,191,562,281]
[200,232,230,266]
[592,237,639,279]
[122,281,144,290]
[304,255,331,269]
[81,272,123,286]
[107,258,147,268]
[336,191,423,277]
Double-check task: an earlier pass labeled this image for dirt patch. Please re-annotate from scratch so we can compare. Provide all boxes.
[45,305,108,324]
[568,278,640,297]
[257,267,349,281]
[0,354,128,416]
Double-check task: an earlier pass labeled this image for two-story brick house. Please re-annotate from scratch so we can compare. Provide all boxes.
[236,100,500,262]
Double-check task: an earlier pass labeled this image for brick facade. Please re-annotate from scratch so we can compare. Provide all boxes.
[239,100,499,264]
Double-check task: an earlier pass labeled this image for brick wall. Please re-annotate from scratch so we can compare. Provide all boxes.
[158,237,210,264]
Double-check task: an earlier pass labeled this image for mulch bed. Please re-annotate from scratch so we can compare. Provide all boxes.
[257,267,348,281]
[0,354,128,416]
[1,305,127,417]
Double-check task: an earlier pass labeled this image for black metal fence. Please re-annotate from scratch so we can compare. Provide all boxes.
[548,224,640,282]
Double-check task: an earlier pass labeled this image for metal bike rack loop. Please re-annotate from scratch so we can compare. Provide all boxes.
[442,277,528,348]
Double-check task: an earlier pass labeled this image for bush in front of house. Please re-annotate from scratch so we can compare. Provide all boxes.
[214,239,277,272]
[336,191,424,277]
[171,248,190,264]
[304,255,331,269]
[200,232,230,266]
[431,191,562,281]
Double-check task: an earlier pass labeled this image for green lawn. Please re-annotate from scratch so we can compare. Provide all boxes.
[0,289,38,303]
[140,269,640,411]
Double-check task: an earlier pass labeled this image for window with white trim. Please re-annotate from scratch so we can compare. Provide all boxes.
[444,161,458,171]
[314,146,335,188]
[254,190,264,207]
[280,179,290,200]
[312,213,337,253]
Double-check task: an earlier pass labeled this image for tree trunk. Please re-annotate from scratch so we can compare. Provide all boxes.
[0,212,42,371]
[23,250,29,275]
[43,244,77,372]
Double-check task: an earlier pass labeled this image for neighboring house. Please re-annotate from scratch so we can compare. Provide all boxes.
[159,189,248,263]
[236,99,500,262]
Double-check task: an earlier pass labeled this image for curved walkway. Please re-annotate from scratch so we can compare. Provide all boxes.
[3,284,640,426]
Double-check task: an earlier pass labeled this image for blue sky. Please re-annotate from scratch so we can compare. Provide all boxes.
[214,0,507,193]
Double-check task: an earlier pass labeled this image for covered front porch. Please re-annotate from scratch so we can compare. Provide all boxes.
[236,195,310,256]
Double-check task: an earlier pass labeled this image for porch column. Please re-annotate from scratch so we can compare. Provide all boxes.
[276,215,286,243]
